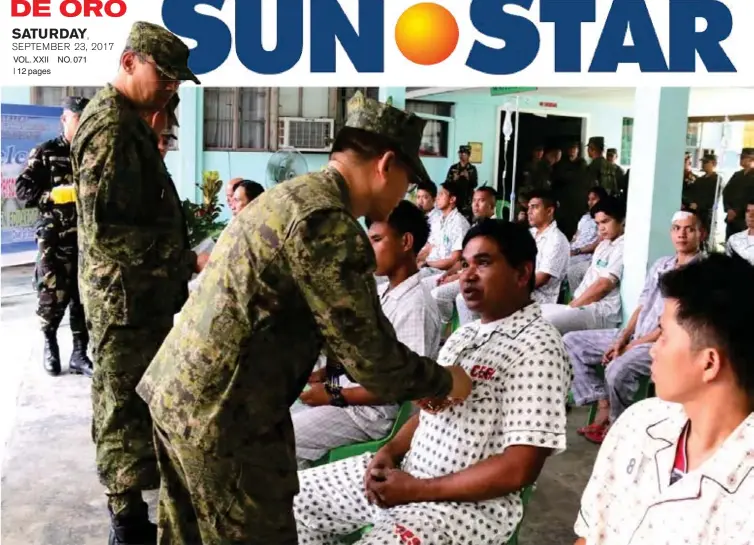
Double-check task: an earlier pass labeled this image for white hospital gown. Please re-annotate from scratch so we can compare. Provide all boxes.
[294,303,571,545]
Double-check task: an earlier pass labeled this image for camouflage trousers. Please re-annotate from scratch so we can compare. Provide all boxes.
[153,425,299,545]
[34,219,85,335]
[91,323,172,516]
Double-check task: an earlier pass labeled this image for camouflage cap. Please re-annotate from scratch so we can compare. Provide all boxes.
[342,91,430,183]
[588,136,605,150]
[62,96,89,115]
[126,21,200,84]
[702,153,717,163]
[742,148,754,158]
[458,145,471,154]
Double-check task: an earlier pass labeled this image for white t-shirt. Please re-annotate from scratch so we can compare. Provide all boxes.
[574,235,625,324]
[530,221,571,304]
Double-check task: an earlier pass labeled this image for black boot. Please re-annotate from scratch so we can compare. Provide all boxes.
[69,333,93,377]
[43,331,61,376]
[108,505,157,545]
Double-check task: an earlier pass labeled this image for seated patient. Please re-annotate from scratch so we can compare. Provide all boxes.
[566,210,702,444]
[575,254,754,545]
[294,219,571,545]
[292,201,441,468]
[541,196,626,334]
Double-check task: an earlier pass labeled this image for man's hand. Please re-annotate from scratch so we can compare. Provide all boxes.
[195,252,210,273]
[414,397,458,414]
[602,338,628,365]
[308,368,326,384]
[448,365,473,401]
[367,469,422,508]
[437,272,458,286]
[727,209,737,222]
[299,383,330,407]
[364,448,397,504]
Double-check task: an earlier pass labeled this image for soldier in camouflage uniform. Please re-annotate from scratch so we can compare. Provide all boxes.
[71,21,206,545]
[15,96,94,377]
[135,91,473,545]
[722,148,754,240]
[445,144,478,221]
[586,136,618,195]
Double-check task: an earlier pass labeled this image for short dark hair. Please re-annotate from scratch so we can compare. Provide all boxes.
[588,186,608,202]
[590,196,626,222]
[365,200,430,254]
[416,180,437,199]
[330,127,411,178]
[660,254,754,398]
[234,180,265,202]
[747,198,754,208]
[474,186,497,201]
[440,180,463,200]
[462,219,538,293]
[527,189,557,210]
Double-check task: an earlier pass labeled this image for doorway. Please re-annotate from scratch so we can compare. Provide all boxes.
[496,111,586,203]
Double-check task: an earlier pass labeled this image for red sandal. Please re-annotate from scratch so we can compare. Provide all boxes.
[577,422,606,436]
[584,424,611,444]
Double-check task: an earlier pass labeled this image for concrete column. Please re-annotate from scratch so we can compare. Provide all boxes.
[378,87,406,109]
[621,87,690,317]
[176,86,204,202]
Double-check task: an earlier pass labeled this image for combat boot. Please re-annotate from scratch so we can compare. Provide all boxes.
[69,333,93,377]
[108,505,157,545]
[43,331,61,376]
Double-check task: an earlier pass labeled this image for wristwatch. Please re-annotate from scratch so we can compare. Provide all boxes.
[325,383,348,407]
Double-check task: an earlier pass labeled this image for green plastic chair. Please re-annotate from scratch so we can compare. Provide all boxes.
[314,401,416,466]
[344,484,535,545]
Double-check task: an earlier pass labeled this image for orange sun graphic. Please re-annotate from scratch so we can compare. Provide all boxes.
[395,3,460,66]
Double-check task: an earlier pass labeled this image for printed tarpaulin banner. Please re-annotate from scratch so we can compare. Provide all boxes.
[1,103,63,255]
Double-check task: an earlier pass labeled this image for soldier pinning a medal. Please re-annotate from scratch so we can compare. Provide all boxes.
[71,21,207,545]
[15,96,94,378]
[445,144,478,221]
[135,91,473,545]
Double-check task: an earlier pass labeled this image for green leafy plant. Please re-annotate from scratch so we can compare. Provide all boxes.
[182,170,228,247]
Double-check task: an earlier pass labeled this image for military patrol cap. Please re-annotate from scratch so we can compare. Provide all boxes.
[342,91,430,183]
[458,145,471,155]
[741,148,754,158]
[126,21,200,84]
[606,148,618,155]
[588,136,605,150]
[702,153,717,163]
[62,96,89,115]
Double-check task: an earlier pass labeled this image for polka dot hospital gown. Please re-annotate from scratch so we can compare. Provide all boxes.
[294,303,572,545]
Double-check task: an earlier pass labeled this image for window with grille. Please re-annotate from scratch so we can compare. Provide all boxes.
[31,86,101,106]
[405,100,451,158]
[204,88,269,150]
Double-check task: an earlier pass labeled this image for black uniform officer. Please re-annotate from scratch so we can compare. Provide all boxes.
[15,96,93,377]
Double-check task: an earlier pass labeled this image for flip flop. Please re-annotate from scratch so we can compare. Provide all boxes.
[577,422,605,436]
[584,424,611,445]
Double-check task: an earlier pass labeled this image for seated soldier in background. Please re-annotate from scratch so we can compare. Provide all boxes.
[574,254,754,545]
[566,211,703,444]
[294,220,571,545]
[567,187,607,291]
[427,186,496,324]
[540,197,626,335]
[292,201,441,468]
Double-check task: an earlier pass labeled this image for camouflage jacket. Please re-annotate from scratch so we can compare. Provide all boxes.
[587,156,618,195]
[71,84,194,333]
[722,169,754,235]
[15,135,78,237]
[136,167,453,472]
